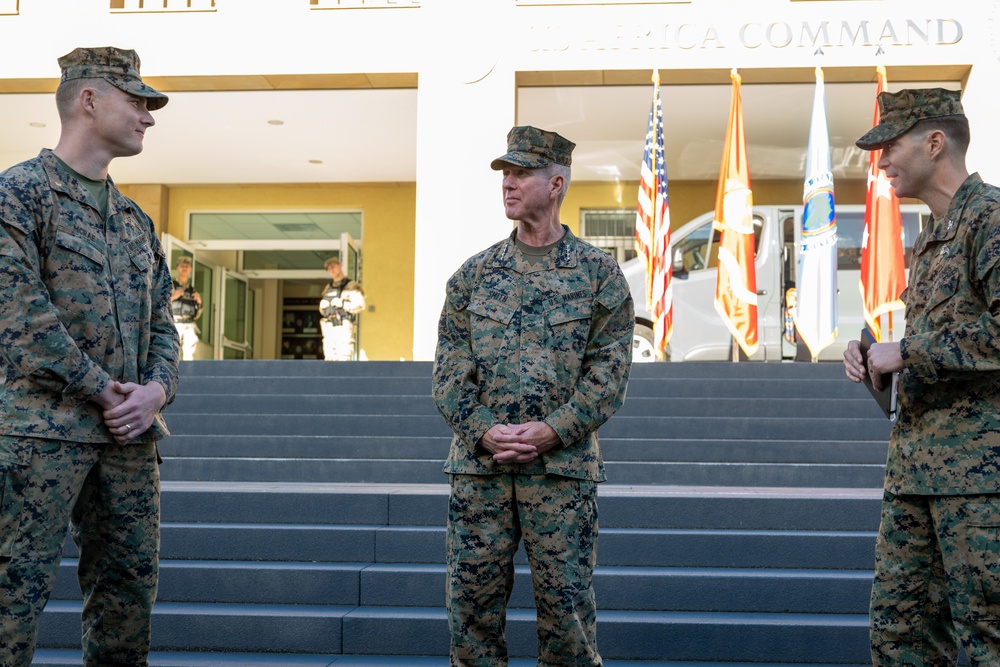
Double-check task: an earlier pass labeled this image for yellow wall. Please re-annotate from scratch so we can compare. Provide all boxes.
[159,182,416,361]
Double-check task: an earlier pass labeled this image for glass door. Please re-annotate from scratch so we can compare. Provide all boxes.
[162,234,214,360]
[340,232,362,359]
[218,268,254,359]
[340,232,360,281]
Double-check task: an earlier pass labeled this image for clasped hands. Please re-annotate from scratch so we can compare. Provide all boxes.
[480,422,560,464]
[93,380,167,445]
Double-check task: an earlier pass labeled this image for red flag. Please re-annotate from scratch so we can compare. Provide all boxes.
[635,70,672,356]
[860,65,906,342]
[713,69,758,357]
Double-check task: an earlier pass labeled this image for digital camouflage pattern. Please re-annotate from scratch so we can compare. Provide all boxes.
[0,150,179,445]
[433,225,633,667]
[433,226,634,482]
[59,46,169,111]
[856,88,964,150]
[446,474,599,666]
[871,492,1000,666]
[869,172,1000,664]
[0,438,160,666]
[891,173,1000,495]
[0,149,178,663]
[490,126,576,171]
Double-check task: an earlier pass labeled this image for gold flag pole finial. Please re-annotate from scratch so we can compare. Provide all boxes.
[652,69,660,86]
[730,68,740,85]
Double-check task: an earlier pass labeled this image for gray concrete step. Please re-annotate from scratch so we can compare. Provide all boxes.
[159,434,888,464]
[51,558,872,614]
[32,651,867,667]
[60,521,875,570]
[157,456,886,487]
[35,359,888,665]
[166,393,880,419]
[36,600,871,663]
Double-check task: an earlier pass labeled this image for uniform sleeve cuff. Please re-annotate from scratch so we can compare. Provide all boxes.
[900,334,938,383]
[62,362,111,407]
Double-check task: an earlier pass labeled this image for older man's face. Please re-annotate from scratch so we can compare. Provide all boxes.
[500,164,557,222]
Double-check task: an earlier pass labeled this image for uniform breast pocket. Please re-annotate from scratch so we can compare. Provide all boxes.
[126,237,158,293]
[545,297,592,357]
[48,232,108,305]
[467,297,516,367]
[53,230,106,271]
[923,268,960,322]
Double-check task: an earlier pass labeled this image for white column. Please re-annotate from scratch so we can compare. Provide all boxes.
[411,0,515,360]
[961,62,1000,186]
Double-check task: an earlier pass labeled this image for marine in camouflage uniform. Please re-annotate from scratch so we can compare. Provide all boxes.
[846,89,1000,666]
[0,47,179,666]
[433,126,634,667]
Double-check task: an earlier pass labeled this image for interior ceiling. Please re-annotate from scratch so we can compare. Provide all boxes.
[0,72,962,187]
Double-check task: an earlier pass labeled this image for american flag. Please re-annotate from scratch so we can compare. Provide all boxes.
[634,71,672,356]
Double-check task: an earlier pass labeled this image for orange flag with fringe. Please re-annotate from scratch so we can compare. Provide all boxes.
[713,69,758,358]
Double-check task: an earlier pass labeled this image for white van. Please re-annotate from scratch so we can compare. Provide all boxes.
[624,204,931,362]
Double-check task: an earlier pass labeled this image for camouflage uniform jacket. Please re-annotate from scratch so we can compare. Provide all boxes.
[433,226,634,482]
[892,173,1000,494]
[0,149,179,448]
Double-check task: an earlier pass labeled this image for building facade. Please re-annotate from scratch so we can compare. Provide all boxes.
[0,0,995,360]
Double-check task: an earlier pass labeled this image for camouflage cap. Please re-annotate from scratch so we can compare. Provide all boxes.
[490,125,575,170]
[58,46,169,111]
[856,88,963,150]
[176,256,192,267]
[324,254,342,268]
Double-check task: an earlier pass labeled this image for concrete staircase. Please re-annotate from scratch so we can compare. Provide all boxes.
[34,360,891,666]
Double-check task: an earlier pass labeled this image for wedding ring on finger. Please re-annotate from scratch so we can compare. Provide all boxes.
[125,423,132,432]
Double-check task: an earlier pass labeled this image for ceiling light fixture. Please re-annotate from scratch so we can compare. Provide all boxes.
[309,159,323,164]
[267,119,284,126]
[29,122,45,128]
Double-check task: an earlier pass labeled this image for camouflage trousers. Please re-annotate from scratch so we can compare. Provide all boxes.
[871,491,1000,667]
[0,436,160,667]
[446,473,601,667]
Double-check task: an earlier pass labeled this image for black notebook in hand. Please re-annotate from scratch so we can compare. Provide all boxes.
[860,328,899,421]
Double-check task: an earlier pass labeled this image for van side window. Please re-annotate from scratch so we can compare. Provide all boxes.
[836,209,925,270]
[674,214,765,273]
[836,211,865,270]
[673,224,715,271]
